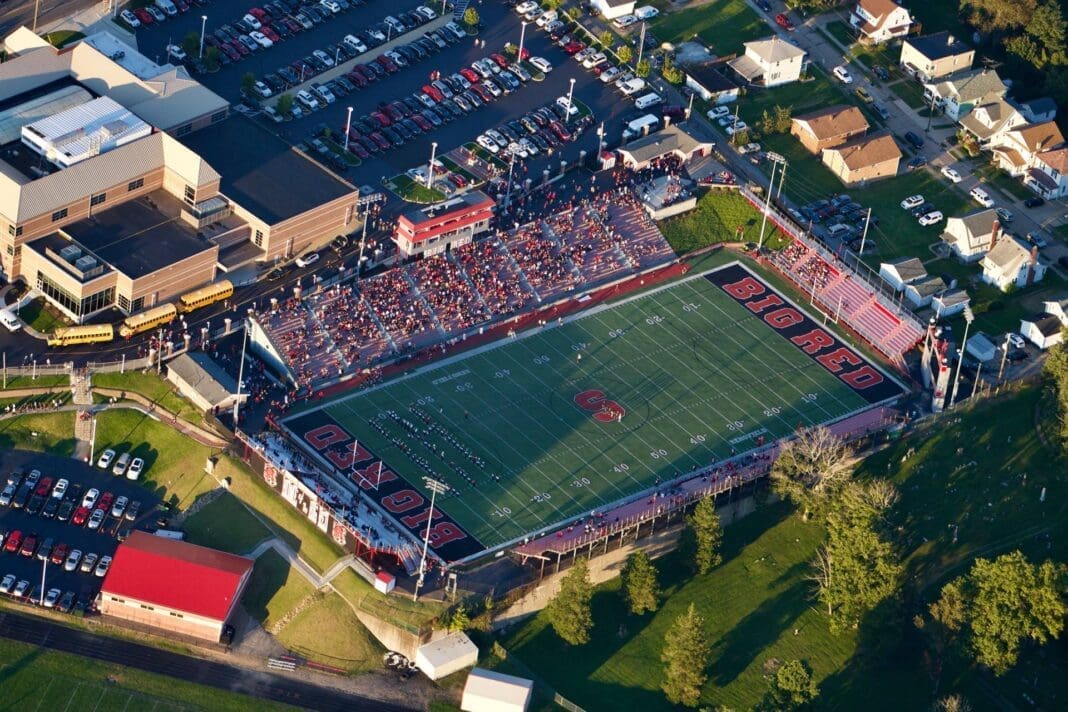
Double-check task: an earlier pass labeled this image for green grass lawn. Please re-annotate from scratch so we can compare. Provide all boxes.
[499,385,1067,710]
[0,637,296,711]
[241,548,317,631]
[92,370,201,425]
[0,373,70,389]
[825,19,856,48]
[92,409,216,510]
[0,411,77,456]
[42,29,85,47]
[948,269,1068,336]
[17,298,68,333]
[659,189,788,254]
[275,592,382,673]
[312,268,875,550]
[649,0,767,56]
[389,174,446,203]
[182,491,272,555]
[216,456,347,574]
[330,568,442,633]
[974,163,1034,201]
[888,78,928,109]
[735,66,845,129]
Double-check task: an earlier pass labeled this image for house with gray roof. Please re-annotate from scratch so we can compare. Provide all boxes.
[879,257,926,291]
[922,68,1007,122]
[727,37,807,87]
[940,209,1000,262]
[899,32,974,81]
[166,352,247,414]
[980,235,1046,291]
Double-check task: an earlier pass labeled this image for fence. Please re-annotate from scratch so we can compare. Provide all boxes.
[490,641,587,712]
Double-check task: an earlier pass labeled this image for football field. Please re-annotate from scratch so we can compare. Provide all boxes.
[291,263,903,559]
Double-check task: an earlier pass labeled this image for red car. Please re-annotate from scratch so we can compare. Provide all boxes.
[133,7,154,24]
[283,17,301,33]
[470,84,492,103]
[448,173,467,189]
[34,477,53,497]
[72,506,90,526]
[19,533,37,557]
[369,131,391,150]
[99,492,115,512]
[231,39,250,57]
[563,41,586,55]
[348,141,369,159]
[390,100,411,117]
[411,114,431,131]
[489,53,509,69]
[50,542,69,566]
[370,110,392,127]
[262,26,280,42]
[422,84,443,102]
[3,530,21,553]
[459,67,480,83]
[249,7,269,20]
[221,43,241,62]
[376,55,398,73]
[347,70,368,87]
[775,13,795,30]
[175,0,190,11]
[550,120,571,141]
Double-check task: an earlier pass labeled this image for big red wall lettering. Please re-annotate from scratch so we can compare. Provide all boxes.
[707,265,904,405]
[290,411,483,561]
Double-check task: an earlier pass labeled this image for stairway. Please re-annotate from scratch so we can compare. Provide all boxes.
[71,371,92,406]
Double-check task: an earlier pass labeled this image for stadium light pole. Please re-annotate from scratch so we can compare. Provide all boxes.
[232,320,247,427]
[504,148,517,210]
[426,142,438,189]
[414,477,448,602]
[517,22,528,65]
[343,106,353,152]
[757,155,784,250]
[565,78,576,124]
[949,305,975,408]
[199,16,208,59]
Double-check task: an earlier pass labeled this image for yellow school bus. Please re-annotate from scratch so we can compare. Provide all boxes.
[176,279,234,314]
[119,303,178,338]
[47,324,114,347]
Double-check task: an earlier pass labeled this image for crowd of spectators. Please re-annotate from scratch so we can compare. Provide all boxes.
[408,255,491,332]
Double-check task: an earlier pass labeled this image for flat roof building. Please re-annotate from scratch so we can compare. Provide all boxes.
[22,96,151,168]
[394,191,495,258]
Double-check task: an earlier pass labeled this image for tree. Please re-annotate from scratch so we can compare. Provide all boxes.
[621,550,659,615]
[203,45,221,71]
[617,44,632,64]
[182,31,201,59]
[546,558,593,645]
[687,497,723,574]
[242,72,257,94]
[934,694,972,712]
[636,59,651,78]
[1007,0,1068,69]
[276,94,294,116]
[463,7,479,27]
[760,659,819,710]
[599,30,615,49]
[661,603,710,707]
[960,0,1037,34]
[959,551,1065,674]
[771,426,852,520]
[566,6,580,20]
[446,606,470,632]
[661,58,684,84]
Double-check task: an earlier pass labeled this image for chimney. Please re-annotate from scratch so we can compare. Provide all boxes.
[664,115,672,128]
[1027,245,1038,285]
[989,219,1000,250]
[947,35,955,46]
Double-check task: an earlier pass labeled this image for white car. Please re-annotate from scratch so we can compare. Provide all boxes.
[918,210,944,226]
[583,52,607,69]
[941,166,963,183]
[97,449,115,469]
[833,65,853,84]
[242,13,262,30]
[82,488,99,509]
[618,78,646,96]
[1008,333,1026,349]
[555,96,579,116]
[529,56,555,73]
[575,47,596,62]
[738,142,762,155]
[88,508,106,530]
[0,574,15,594]
[415,5,436,19]
[313,49,335,68]
[44,588,61,608]
[296,252,320,268]
[166,44,187,61]
[296,90,320,112]
[707,106,731,120]
[969,186,994,207]
[95,555,113,577]
[252,81,273,98]
[321,0,342,12]
[52,478,68,499]
[516,0,538,14]
[313,84,336,104]
[613,14,639,28]
[250,31,273,49]
[476,134,501,153]
[486,129,509,149]
[343,34,368,54]
[600,66,622,83]
[120,9,141,27]
[900,194,925,210]
[127,457,145,481]
[65,549,82,572]
[535,10,558,28]
[111,495,129,519]
[725,120,749,136]
[13,580,29,597]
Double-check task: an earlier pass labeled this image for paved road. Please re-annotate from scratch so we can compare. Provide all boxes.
[0,0,98,36]
[0,610,415,711]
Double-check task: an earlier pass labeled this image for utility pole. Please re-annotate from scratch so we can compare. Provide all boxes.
[857,208,872,261]
[997,332,1011,383]
[343,106,353,152]
[636,23,646,69]
[414,478,448,601]
[426,141,438,189]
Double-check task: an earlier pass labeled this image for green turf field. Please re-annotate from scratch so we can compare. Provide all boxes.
[323,266,879,550]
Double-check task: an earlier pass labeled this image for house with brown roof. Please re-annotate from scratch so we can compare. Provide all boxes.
[1027,146,1068,199]
[821,133,901,186]
[791,105,869,154]
[850,0,913,44]
[989,121,1066,177]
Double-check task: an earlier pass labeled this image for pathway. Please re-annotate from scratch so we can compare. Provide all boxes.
[244,537,357,590]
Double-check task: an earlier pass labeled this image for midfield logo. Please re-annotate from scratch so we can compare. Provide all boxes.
[574,389,627,423]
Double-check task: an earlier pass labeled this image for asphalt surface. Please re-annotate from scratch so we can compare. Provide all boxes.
[0,450,163,607]
[0,609,415,711]
[0,0,96,37]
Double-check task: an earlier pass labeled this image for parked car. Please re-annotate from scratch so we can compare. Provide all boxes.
[833,65,853,84]
[900,194,925,210]
[95,555,113,577]
[941,166,962,183]
[64,548,83,572]
[80,552,99,573]
[87,509,106,530]
[127,458,145,481]
[1023,196,1045,208]
[918,210,944,226]
[969,186,994,207]
[775,13,795,31]
[995,207,1014,223]
[112,453,130,476]
[904,131,924,149]
[854,87,873,103]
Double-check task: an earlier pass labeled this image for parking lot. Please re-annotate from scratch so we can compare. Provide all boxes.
[0,450,162,612]
[133,0,645,190]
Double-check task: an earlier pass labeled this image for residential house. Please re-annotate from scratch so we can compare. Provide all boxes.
[879,256,926,291]
[790,105,869,154]
[940,209,999,262]
[1020,313,1064,349]
[850,0,913,44]
[989,121,1065,176]
[931,288,971,317]
[980,234,1046,291]
[904,275,947,309]
[1045,298,1068,324]
[591,0,636,20]
[682,62,740,105]
[899,32,974,81]
[820,133,901,186]
[1026,145,1068,199]
[923,68,1007,122]
[727,37,807,88]
[1016,97,1058,124]
[958,97,1027,147]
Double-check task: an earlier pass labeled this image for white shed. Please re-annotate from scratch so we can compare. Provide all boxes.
[931,288,970,318]
[462,668,534,712]
[1020,314,1064,350]
[966,332,997,362]
[415,632,478,680]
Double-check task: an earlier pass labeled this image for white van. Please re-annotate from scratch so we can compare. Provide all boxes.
[343,34,367,54]
[154,0,177,16]
[296,90,320,112]
[623,113,660,140]
[634,6,659,20]
[634,92,662,110]
[0,309,21,332]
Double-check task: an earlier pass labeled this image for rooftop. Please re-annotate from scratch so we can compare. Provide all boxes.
[884,256,926,281]
[178,115,355,224]
[824,132,901,170]
[1028,313,1063,337]
[168,352,239,405]
[56,190,217,278]
[22,96,150,168]
[744,36,807,63]
[619,121,714,164]
[102,531,253,621]
[930,68,1006,103]
[793,104,870,140]
[682,61,738,94]
[82,32,175,80]
[905,31,972,61]
[399,190,495,227]
[1012,121,1065,152]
